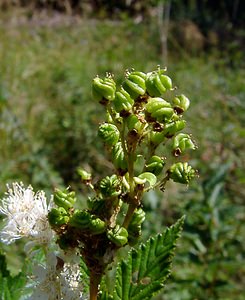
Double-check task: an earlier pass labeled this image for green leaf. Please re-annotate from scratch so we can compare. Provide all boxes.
[109,217,185,300]
[80,257,90,295]
[136,172,157,187]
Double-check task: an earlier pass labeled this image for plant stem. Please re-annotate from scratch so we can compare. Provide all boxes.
[122,203,137,229]
[90,272,102,300]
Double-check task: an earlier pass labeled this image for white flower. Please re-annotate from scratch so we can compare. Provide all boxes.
[0,182,53,245]
[29,252,86,300]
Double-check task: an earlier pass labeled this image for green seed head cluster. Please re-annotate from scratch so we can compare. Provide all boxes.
[48,67,197,276]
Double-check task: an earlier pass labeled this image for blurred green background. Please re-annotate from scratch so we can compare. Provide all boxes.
[0,1,244,299]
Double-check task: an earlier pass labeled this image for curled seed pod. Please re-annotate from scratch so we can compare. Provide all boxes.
[107,225,128,247]
[126,114,142,131]
[145,97,174,123]
[54,189,76,211]
[162,120,186,137]
[168,162,196,184]
[173,133,196,156]
[92,76,116,102]
[122,71,146,99]
[145,71,172,97]
[99,174,121,197]
[112,142,128,172]
[149,131,166,145]
[145,155,166,175]
[69,209,91,229]
[89,216,106,235]
[173,94,190,114]
[98,123,120,146]
[114,88,134,113]
[48,207,69,227]
[129,208,146,228]
[77,168,92,183]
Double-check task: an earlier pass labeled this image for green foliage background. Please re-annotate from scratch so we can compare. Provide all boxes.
[0,4,244,300]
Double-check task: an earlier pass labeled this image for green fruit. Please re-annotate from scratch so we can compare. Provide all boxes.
[172,133,196,156]
[162,120,186,137]
[89,216,106,234]
[112,142,128,172]
[48,207,69,227]
[173,94,190,114]
[98,123,120,146]
[145,71,172,97]
[122,71,146,99]
[145,97,174,123]
[114,88,134,113]
[107,225,128,247]
[168,162,196,184]
[69,210,91,229]
[54,189,76,211]
[92,76,116,102]
[126,114,142,131]
[145,155,165,175]
[99,174,121,197]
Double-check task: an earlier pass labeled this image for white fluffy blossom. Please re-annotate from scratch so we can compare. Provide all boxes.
[29,251,86,300]
[0,182,53,245]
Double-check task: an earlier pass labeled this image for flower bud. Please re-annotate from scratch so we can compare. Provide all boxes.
[48,207,69,227]
[129,208,145,228]
[107,225,128,247]
[122,71,146,100]
[145,97,174,123]
[92,76,116,103]
[89,216,106,235]
[113,88,134,113]
[77,168,92,182]
[173,94,190,114]
[168,162,196,184]
[145,155,165,175]
[98,123,120,146]
[112,142,128,173]
[99,174,121,197]
[54,189,76,211]
[145,71,172,97]
[69,209,91,229]
[172,133,196,156]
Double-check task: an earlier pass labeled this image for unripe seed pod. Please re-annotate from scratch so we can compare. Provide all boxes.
[54,188,76,211]
[145,97,174,123]
[173,94,190,114]
[92,76,116,102]
[99,174,121,197]
[48,207,69,227]
[129,208,145,228]
[168,162,196,184]
[77,168,92,182]
[114,88,134,113]
[149,131,165,145]
[98,123,120,146]
[87,197,105,213]
[69,209,91,229]
[122,71,146,100]
[89,216,106,235]
[145,71,172,97]
[112,142,128,172]
[107,225,128,247]
[162,120,186,137]
[173,133,196,156]
[145,155,165,175]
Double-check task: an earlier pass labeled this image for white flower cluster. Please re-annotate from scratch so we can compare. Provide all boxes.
[0,182,87,300]
[0,182,53,245]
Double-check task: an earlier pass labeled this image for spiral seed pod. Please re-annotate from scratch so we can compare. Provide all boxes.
[107,225,128,247]
[129,208,146,228]
[69,209,91,229]
[98,123,120,146]
[162,120,186,137]
[126,114,142,131]
[145,155,166,175]
[99,174,121,197]
[145,97,174,123]
[48,207,69,227]
[77,168,92,183]
[92,76,116,102]
[113,88,134,113]
[89,216,106,235]
[112,142,128,172]
[54,189,76,211]
[168,162,196,184]
[173,133,196,156]
[145,71,172,97]
[122,71,146,100]
[173,94,190,114]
